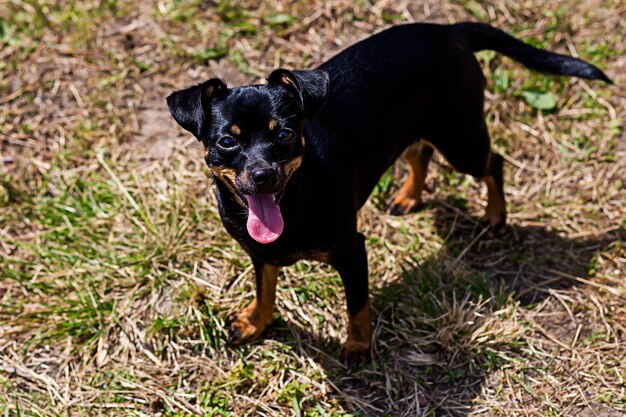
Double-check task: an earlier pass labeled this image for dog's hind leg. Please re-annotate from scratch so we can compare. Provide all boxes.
[432,125,507,232]
[480,151,506,231]
[387,141,434,216]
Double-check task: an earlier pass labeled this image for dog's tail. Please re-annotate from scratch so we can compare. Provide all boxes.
[453,22,612,84]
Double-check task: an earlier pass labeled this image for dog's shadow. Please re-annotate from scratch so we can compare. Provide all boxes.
[269,199,623,416]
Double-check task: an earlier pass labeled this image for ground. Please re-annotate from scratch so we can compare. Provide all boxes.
[1,0,625,416]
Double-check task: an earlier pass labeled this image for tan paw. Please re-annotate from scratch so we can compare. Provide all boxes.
[387,194,422,216]
[226,305,269,345]
[340,340,371,369]
[483,207,507,235]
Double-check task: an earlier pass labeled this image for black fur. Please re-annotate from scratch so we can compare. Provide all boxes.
[453,22,613,83]
[267,69,330,119]
[167,22,611,366]
[166,78,227,140]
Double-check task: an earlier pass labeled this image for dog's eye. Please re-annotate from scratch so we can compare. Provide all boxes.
[216,136,239,151]
[276,130,293,144]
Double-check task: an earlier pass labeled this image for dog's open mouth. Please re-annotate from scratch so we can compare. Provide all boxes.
[217,173,288,244]
[244,194,284,244]
[213,167,291,244]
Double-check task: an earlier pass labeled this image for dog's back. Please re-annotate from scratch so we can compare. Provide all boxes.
[310,22,611,207]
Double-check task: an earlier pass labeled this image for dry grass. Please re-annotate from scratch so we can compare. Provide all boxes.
[1,0,625,415]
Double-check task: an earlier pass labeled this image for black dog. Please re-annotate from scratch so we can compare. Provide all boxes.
[167,22,611,367]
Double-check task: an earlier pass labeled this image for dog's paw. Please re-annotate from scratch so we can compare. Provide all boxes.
[481,212,508,237]
[489,222,508,238]
[340,340,371,369]
[226,310,266,345]
[386,194,422,216]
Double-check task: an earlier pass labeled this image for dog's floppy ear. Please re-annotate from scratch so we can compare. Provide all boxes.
[166,78,227,140]
[267,69,329,119]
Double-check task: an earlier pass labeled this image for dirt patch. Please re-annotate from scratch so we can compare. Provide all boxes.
[132,104,182,159]
[130,60,251,160]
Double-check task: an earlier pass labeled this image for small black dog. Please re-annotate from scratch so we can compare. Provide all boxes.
[167,22,611,366]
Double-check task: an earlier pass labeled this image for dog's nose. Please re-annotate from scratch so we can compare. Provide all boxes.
[250,167,278,186]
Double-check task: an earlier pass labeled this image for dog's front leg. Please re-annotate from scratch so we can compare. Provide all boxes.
[227,260,279,345]
[331,233,373,368]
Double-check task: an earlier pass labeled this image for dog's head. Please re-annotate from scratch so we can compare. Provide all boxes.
[167,69,329,244]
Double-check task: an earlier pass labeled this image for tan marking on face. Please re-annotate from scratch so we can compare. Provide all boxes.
[203,148,209,158]
[210,166,246,208]
[268,119,278,130]
[212,166,237,183]
[230,124,241,135]
[282,156,303,177]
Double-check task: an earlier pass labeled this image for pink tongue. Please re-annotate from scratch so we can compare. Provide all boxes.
[244,194,284,244]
